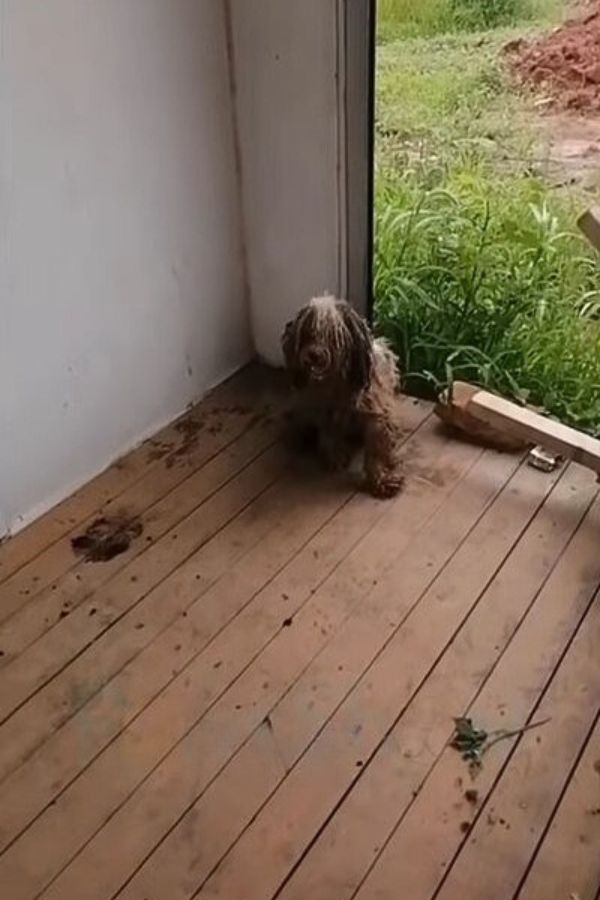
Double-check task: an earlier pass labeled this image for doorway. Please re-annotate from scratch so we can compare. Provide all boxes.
[370,0,600,432]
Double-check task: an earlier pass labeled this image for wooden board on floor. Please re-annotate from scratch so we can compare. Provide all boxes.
[447,381,600,477]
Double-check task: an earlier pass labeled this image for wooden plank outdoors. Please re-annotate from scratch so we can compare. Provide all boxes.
[455,382,600,477]
[578,206,600,252]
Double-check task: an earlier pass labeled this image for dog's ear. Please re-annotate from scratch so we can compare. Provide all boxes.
[340,304,373,392]
[281,319,295,369]
[281,316,307,388]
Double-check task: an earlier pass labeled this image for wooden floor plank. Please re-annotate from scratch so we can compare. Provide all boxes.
[0,403,427,806]
[0,443,287,779]
[3,374,598,900]
[353,491,600,900]
[0,404,275,627]
[272,464,594,900]
[516,714,600,900]
[0,470,350,853]
[0,365,280,604]
[0,414,280,661]
[432,590,600,900]
[69,454,528,900]
[120,718,290,900]
[0,437,286,728]
[0,417,483,900]
[114,458,583,900]
[178,459,556,900]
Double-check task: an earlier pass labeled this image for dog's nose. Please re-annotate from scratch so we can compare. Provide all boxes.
[300,345,331,378]
[306,349,323,366]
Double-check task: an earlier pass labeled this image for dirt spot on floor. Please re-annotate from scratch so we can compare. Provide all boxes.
[405,459,463,488]
[175,415,205,442]
[165,415,206,467]
[71,514,143,562]
[510,3,600,113]
[146,439,174,462]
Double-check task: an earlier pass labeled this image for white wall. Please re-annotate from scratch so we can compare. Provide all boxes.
[228,0,342,366]
[228,0,373,365]
[0,0,251,535]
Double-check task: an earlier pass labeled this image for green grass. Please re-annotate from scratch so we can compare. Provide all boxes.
[377,0,562,41]
[374,15,600,435]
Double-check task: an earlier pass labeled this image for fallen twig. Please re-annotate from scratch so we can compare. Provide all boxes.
[484,717,552,754]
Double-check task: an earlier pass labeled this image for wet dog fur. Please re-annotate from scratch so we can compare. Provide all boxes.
[281,294,405,498]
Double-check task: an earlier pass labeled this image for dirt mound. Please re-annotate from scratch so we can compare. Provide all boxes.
[510,3,600,112]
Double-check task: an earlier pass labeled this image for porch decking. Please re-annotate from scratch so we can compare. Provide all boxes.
[0,365,599,900]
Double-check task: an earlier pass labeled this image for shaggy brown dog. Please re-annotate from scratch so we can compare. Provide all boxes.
[281,294,404,498]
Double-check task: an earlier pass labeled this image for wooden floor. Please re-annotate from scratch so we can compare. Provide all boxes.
[1,364,599,900]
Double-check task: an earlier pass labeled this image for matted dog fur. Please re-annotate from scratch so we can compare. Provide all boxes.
[281,294,404,498]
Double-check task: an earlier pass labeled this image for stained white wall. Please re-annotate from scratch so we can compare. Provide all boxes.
[0,0,251,535]
[227,0,372,365]
[228,0,342,365]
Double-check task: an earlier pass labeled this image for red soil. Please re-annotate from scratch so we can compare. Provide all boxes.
[510,2,600,112]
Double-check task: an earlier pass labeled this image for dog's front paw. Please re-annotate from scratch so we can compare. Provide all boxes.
[365,470,404,499]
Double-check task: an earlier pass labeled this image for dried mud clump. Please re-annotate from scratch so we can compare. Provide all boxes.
[510,3,600,113]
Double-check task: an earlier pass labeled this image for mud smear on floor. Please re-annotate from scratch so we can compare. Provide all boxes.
[175,415,205,444]
[146,439,175,462]
[71,514,143,562]
[165,416,206,468]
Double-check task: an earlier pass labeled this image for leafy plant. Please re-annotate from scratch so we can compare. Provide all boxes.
[374,27,600,436]
[451,716,551,771]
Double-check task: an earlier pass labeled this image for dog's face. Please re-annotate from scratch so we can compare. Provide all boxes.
[282,295,374,392]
